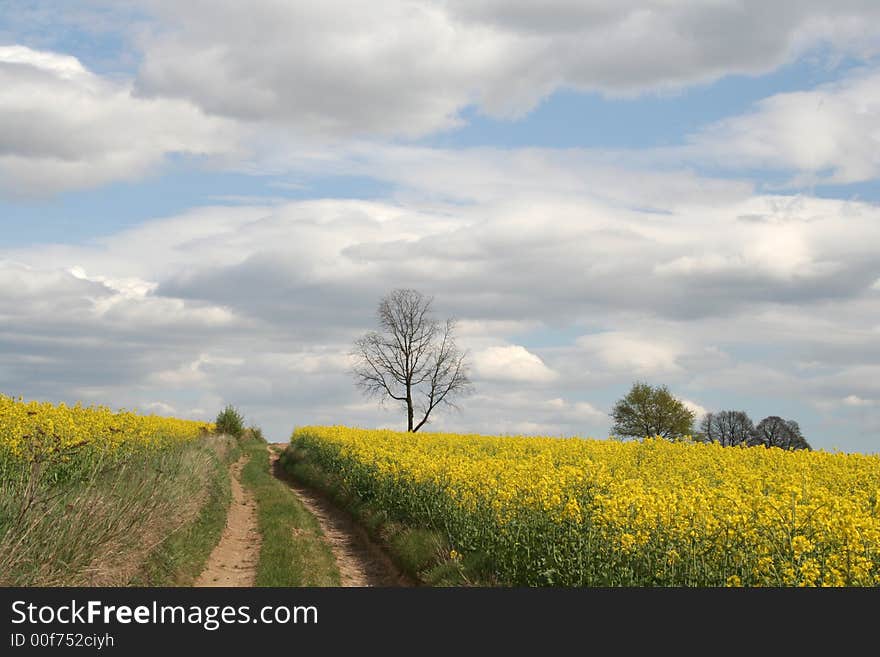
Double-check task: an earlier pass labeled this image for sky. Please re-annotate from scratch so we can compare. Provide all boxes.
[1,1,880,452]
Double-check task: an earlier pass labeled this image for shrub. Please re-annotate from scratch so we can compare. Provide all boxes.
[215,404,245,438]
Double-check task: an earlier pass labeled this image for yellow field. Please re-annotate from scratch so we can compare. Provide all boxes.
[0,394,212,459]
[0,394,222,586]
[293,426,880,586]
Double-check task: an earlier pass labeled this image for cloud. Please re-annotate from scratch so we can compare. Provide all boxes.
[542,398,607,423]
[576,333,683,376]
[473,345,558,383]
[299,143,755,207]
[130,1,880,138]
[231,146,880,322]
[0,45,242,196]
[0,259,245,401]
[151,354,246,387]
[5,3,880,454]
[142,401,178,416]
[3,154,880,448]
[433,390,607,437]
[6,7,880,204]
[681,399,709,421]
[4,5,880,207]
[134,1,513,138]
[687,68,880,183]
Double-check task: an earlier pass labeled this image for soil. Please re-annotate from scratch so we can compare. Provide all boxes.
[194,455,260,587]
[268,445,413,587]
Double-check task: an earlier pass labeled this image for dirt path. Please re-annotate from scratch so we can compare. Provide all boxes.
[194,455,260,587]
[268,446,412,587]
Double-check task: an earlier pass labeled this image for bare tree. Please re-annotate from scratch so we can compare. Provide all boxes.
[749,416,811,451]
[699,410,754,446]
[352,289,472,432]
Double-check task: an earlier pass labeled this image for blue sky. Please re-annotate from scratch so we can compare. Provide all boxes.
[2,1,880,452]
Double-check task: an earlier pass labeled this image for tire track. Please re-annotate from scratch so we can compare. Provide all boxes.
[268,446,412,587]
[194,455,260,587]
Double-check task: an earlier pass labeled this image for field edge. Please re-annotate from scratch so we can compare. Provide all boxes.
[130,435,241,586]
[281,443,478,587]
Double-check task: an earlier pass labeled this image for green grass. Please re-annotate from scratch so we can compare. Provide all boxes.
[131,437,240,586]
[0,434,238,586]
[239,441,339,586]
[281,445,473,586]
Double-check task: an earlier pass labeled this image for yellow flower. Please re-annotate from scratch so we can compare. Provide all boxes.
[290,425,880,587]
[0,394,209,459]
[791,535,813,560]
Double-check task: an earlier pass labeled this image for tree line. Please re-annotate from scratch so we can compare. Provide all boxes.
[350,289,811,450]
[611,382,811,450]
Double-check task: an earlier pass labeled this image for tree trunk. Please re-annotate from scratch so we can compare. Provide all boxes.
[406,380,414,431]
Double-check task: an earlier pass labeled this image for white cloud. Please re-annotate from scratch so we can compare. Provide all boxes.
[151,354,245,387]
[141,401,177,416]
[129,1,880,138]
[0,45,87,78]
[541,398,607,423]
[473,345,558,383]
[264,352,352,375]
[5,8,880,203]
[3,5,880,207]
[687,68,880,184]
[7,3,880,453]
[135,1,514,138]
[654,221,822,281]
[681,399,709,421]
[3,159,880,449]
[576,332,683,376]
[67,266,158,299]
[436,390,608,437]
[0,45,242,196]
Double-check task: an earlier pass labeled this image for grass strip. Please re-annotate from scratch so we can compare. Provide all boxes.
[281,446,472,586]
[0,435,238,586]
[240,441,339,586]
[131,437,240,586]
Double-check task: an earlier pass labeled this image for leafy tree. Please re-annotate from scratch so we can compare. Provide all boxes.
[610,382,695,440]
[749,416,811,450]
[699,410,754,446]
[215,404,244,438]
[351,289,472,432]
